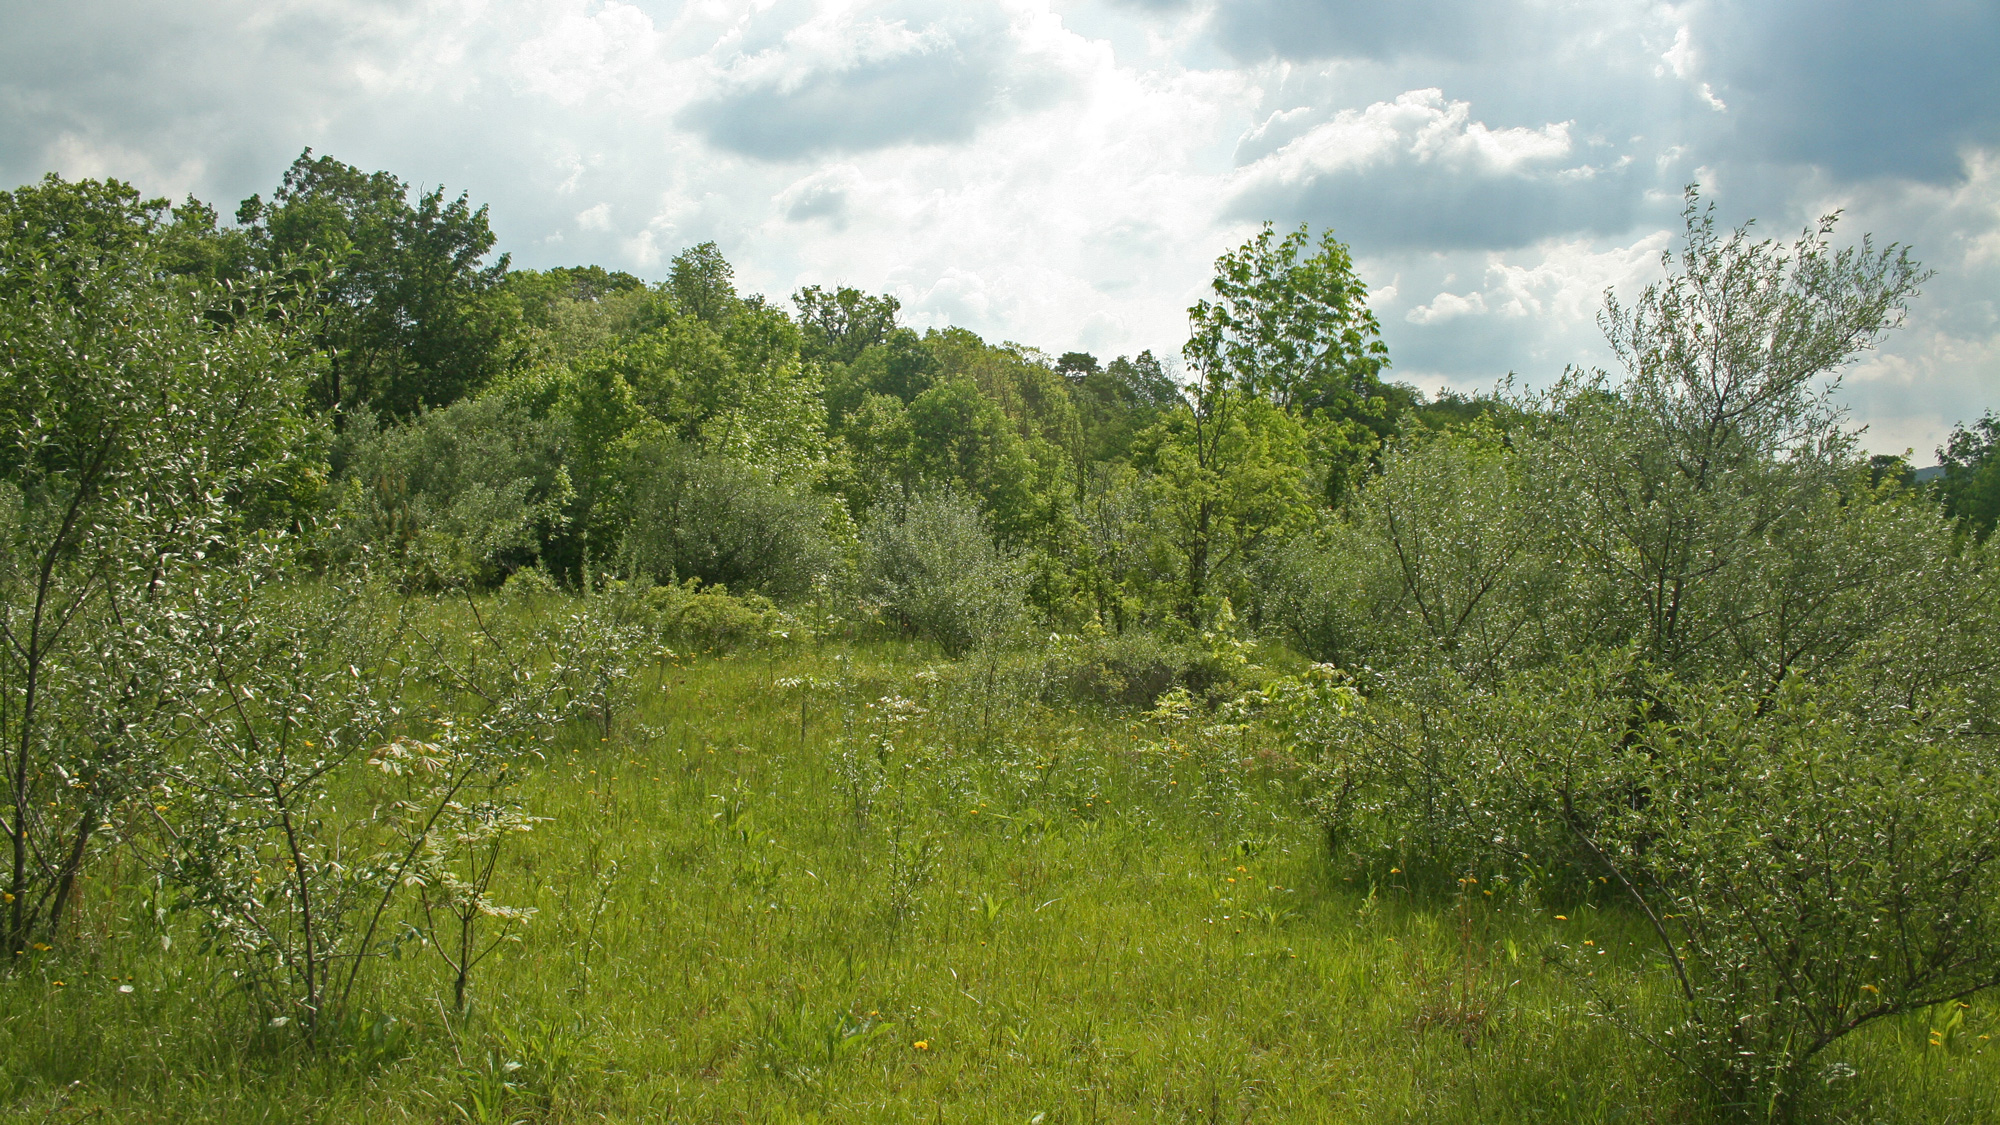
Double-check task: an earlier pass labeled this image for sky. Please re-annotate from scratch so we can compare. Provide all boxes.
[3,0,1997,461]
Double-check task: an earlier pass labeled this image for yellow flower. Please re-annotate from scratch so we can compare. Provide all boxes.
[1235,866,1246,873]
[1554,915,1568,921]
[913,1040,930,1051]
[1389,868,1401,875]
[1860,984,1879,994]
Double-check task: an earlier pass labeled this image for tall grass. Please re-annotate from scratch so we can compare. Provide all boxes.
[3,624,1996,1123]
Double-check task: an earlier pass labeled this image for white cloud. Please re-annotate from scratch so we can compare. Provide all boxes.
[1406,290,1486,324]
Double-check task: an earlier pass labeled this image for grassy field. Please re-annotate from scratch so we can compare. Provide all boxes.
[4,640,1997,1123]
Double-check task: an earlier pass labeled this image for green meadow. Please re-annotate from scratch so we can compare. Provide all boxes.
[6,635,1996,1124]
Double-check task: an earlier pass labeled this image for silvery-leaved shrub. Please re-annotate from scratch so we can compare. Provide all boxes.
[0,175,319,957]
[861,485,1025,658]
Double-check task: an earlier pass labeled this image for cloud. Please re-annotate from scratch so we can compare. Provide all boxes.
[681,5,1056,160]
[1693,0,2000,182]
[776,165,862,226]
[1209,0,1499,63]
[1226,89,1649,251]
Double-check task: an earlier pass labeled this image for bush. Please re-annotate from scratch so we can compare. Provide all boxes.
[1265,655,2000,1121]
[1038,628,1249,709]
[327,397,568,588]
[861,486,1025,658]
[640,578,805,652]
[622,441,849,600]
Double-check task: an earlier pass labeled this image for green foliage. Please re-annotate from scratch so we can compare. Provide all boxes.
[792,284,900,366]
[667,240,738,326]
[0,173,319,954]
[623,441,849,599]
[326,398,569,588]
[237,150,515,420]
[1595,677,2000,1119]
[1935,410,2000,540]
[1263,427,1557,677]
[862,486,1026,657]
[1133,395,1315,621]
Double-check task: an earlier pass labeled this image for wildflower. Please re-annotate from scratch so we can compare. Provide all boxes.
[1860,984,1879,994]
[913,1040,930,1051]
[1553,915,1568,921]
[1389,868,1400,875]
[1235,866,1246,873]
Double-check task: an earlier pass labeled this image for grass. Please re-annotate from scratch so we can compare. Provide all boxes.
[4,635,1998,1123]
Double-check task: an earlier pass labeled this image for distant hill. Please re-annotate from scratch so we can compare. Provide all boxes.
[1915,465,1945,483]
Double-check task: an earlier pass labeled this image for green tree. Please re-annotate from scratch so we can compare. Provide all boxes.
[1133,396,1313,622]
[793,284,900,365]
[1525,189,1928,681]
[1186,222,1394,502]
[669,241,739,326]
[237,150,514,421]
[0,175,317,952]
[1935,410,2000,541]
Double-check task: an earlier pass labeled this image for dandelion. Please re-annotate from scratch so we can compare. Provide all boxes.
[913,1040,930,1051]
[1389,868,1401,875]
[1554,915,1568,921]
[1235,866,1246,873]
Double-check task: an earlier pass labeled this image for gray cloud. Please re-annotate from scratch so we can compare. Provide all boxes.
[1699,0,2000,183]
[684,28,1008,160]
[1235,165,1651,253]
[1210,0,1507,63]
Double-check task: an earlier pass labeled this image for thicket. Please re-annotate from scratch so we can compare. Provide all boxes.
[5,156,2000,1122]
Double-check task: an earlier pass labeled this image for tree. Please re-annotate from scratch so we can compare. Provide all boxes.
[1936,410,2000,541]
[1187,223,1389,418]
[793,284,900,365]
[237,150,513,421]
[669,241,739,326]
[0,175,316,953]
[1526,188,1928,680]
[1159,222,1385,619]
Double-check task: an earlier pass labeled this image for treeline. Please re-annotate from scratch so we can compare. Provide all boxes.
[15,151,1995,646]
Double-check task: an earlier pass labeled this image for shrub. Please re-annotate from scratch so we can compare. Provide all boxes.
[640,578,803,652]
[861,486,1025,658]
[622,440,848,600]
[1039,627,1250,709]
[1266,655,2000,1121]
[327,397,568,588]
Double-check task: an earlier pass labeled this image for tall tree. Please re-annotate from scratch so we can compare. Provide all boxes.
[669,241,739,326]
[793,284,900,365]
[0,175,316,952]
[237,150,513,421]
[1936,411,2000,541]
